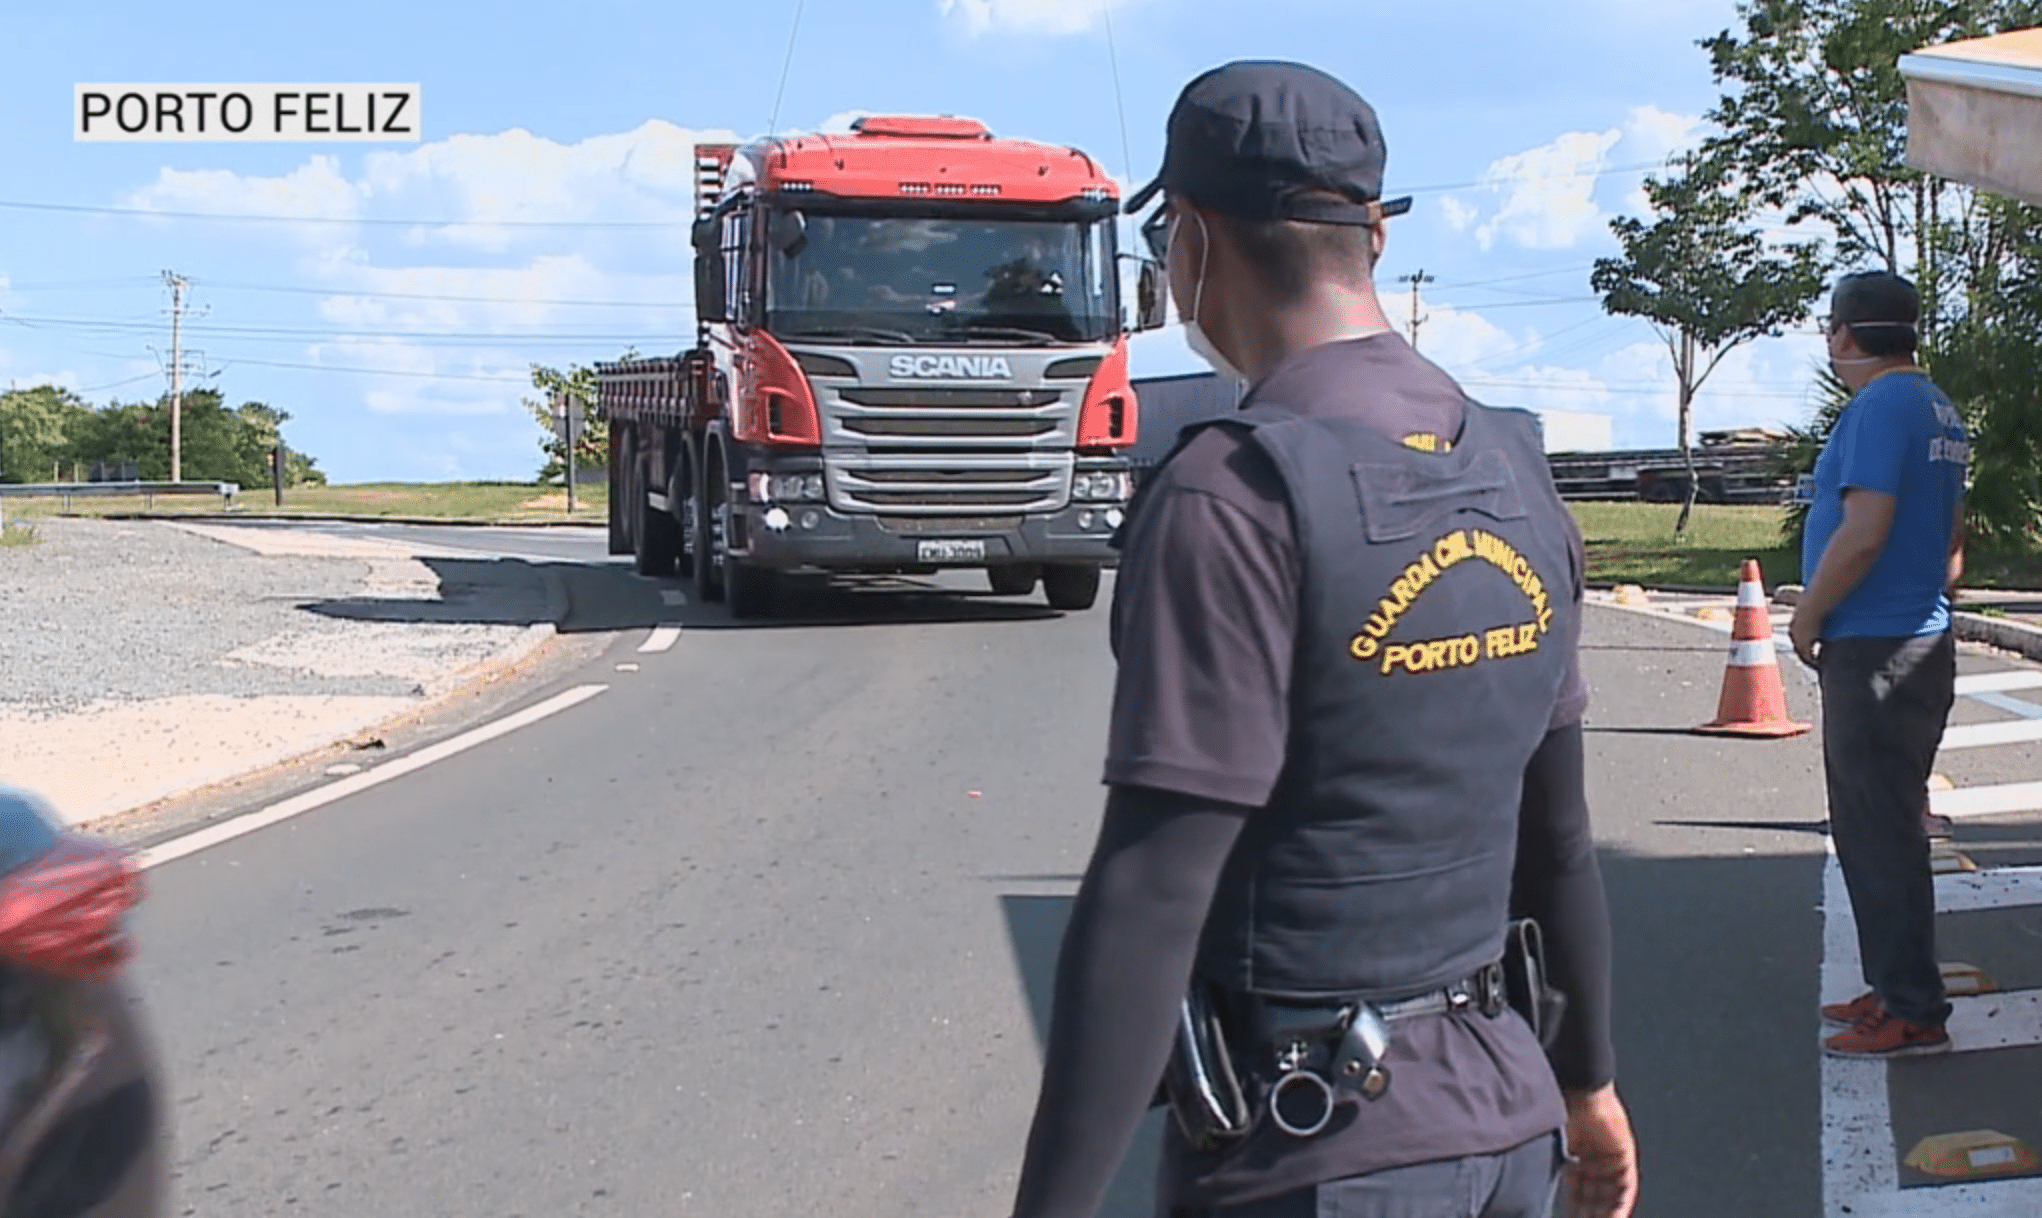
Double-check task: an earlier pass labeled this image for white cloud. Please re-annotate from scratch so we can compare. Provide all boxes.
[817,110,873,135]
[123,156,366,244]
[939,0,1138,36]
[1439,197,1478,233]
[1442,106,1706,253]
[1473,129,1623,252]
[112,122,745,425]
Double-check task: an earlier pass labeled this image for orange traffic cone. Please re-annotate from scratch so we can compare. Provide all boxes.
[1694,558,1811,739]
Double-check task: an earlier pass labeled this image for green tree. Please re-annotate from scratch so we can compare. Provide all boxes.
[1593,149,1827,532]
[0,385,91,483]
[525,357,622,483]
[54,390,327,488]
[1697,0,2042,553]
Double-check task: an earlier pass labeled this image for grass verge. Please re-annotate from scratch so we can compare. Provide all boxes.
[1571,502,1799,589]
[0,521,38,548]
[2,481,609,524]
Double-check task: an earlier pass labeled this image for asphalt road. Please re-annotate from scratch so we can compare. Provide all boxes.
[122,529,2042,1217]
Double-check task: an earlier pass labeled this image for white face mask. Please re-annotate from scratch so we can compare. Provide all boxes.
[1174,210,1247,383]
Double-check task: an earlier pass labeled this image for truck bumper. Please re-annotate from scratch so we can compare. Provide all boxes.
[731,501,1125,572]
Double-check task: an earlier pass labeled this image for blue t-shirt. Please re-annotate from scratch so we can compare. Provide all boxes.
[1801,369,1969,638]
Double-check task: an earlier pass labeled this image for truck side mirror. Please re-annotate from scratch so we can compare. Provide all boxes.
[693,217,728,323]
[1134,260,1169,333]
[768,209,808,257]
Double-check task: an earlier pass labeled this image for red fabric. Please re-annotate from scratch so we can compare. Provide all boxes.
[0,836,143,981]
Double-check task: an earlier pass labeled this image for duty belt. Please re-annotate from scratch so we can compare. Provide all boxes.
[1249,961,1510,1138]
[1162,960,1512,1150]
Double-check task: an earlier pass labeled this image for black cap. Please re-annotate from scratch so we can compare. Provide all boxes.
[1124,60,1411,225]
[1831,270,1920,329]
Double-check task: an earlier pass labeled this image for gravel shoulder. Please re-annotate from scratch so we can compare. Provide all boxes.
[0,517,562,826]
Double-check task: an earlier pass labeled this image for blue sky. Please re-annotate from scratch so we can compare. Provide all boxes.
[0,0,1840,483]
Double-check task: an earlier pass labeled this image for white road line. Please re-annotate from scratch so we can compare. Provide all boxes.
[1940,719,2042,750]
[638,626,682,654]
[1957,671,2042,695]
[1933,781,2042,820]
[136,684,609,870]
[661,589,687,607]
[1825,846,2042,1217]
[1823,843,1900,1214]
[1948,988,2042,1054]
[1938,865,2042,913]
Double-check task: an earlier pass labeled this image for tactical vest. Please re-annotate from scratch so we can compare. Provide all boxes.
[1173,400,1579,1003]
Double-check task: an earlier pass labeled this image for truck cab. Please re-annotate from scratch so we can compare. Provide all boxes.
[602,116,1166,617]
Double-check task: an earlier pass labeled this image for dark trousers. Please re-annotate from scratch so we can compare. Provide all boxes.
[1163,1131,1565,1218]
[1819,631,1956,1026]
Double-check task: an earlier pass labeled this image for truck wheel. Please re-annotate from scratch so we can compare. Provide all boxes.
[635,492,681,577]
[1042,564,1101,611]
[693,449,727,603]
[987,565,1039,596]
[613,435,640,556]
[607,476,631,555]
[726,560,776,620]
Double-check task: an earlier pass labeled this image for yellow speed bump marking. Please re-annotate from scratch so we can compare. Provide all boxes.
[1613,584,1650,607]
[1905,1130,2041,1180]
[1931,845,1979,874]
[1695,606,1732,623]
[1940,962,2000,997]
[1930,772,1955,791]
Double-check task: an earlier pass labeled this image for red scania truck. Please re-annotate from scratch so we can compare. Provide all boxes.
[597,115,1166,618]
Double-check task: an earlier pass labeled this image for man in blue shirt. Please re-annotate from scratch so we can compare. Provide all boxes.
[1789,270,1969,1058]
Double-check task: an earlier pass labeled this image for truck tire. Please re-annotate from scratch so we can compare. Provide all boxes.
[611,432,639,556]
[635,487,682,577]
[693,448,727,603]
[987,564,1039,596]
[607,470,630,555]
[1042,564,1100,611]
[726,560,776,620]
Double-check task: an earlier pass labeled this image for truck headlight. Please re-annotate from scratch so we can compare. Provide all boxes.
[1073,472,1131,502]
[768,474,826,502]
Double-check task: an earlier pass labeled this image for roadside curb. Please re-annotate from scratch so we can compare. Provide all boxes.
[1770,583,2042,664]
[97,511,606,529]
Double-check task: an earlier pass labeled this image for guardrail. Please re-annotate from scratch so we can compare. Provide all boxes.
[0,481,240,517]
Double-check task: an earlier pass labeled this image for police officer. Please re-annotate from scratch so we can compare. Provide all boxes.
[1002,61,1638,1218]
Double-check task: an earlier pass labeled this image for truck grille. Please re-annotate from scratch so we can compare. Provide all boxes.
[828,455,1071,516]
[824,387,1072,447]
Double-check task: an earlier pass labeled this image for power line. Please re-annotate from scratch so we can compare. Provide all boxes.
[0,198,687,229]
[0,314,683,344]
[0,161,1671,230]
[209,356,533,383]
[199,279,692,308]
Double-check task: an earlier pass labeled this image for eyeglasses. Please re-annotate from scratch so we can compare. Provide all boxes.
[1140,207,1172,262]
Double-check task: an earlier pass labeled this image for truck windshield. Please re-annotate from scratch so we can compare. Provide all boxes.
[766,212,1116,344]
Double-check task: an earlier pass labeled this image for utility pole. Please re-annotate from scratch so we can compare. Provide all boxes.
[163,271,190,482]
[1397,269,1435,353]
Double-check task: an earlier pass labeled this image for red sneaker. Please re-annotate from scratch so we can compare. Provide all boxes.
[1823,1010,1951,1058]
[1821,991,1881,1027]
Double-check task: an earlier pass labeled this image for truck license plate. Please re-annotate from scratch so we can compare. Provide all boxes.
[918,539,987,563]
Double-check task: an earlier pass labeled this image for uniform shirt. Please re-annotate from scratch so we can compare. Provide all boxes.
[1103,332,1587,1200]
[1801,369,1969,639]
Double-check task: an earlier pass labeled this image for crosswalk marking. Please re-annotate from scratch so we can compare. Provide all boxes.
[1939,718,2042,750]
[1938,864,2042,913]
[1956,671,2042,695]
[1933,781,2042,820]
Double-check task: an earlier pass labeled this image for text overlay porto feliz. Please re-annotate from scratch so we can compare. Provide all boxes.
[75,85,422,142]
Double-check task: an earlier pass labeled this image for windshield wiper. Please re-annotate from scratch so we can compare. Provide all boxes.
[946,323,1072,346]
[779,325,919,345]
